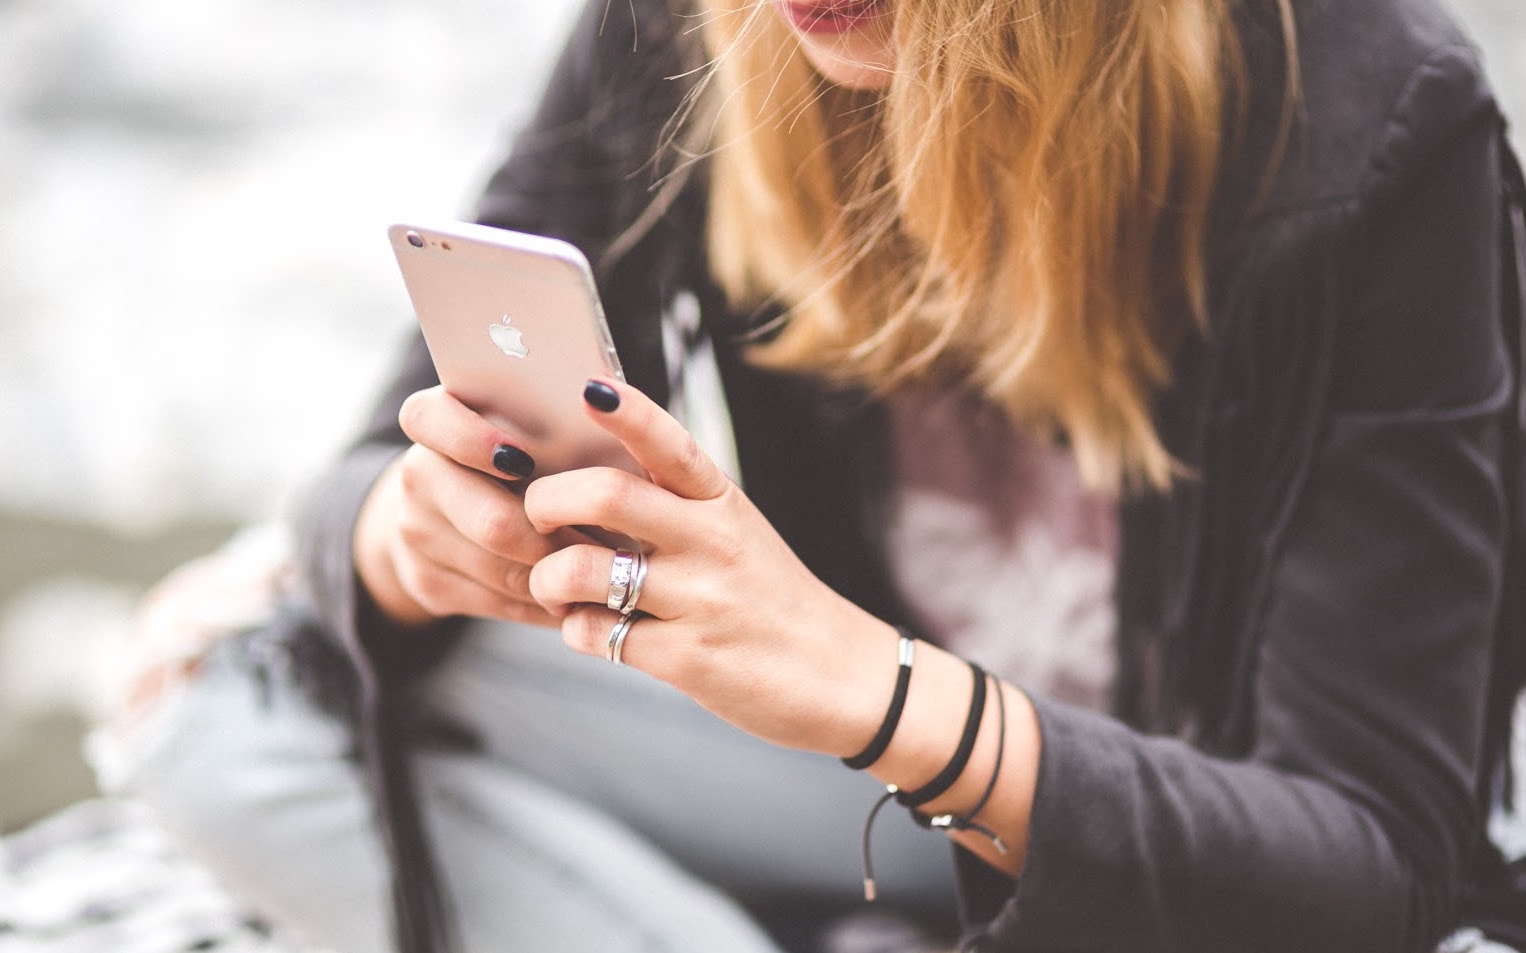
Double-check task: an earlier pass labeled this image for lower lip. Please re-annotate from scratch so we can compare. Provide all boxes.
[777,0,887,34]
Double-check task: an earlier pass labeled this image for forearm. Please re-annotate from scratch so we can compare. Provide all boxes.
[968,699,1431,952]
[823,614,1455,953]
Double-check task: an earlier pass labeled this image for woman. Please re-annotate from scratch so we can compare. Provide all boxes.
[122,0,1525,950]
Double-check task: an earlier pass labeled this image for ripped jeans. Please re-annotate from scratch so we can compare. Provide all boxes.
[108,611,959,953]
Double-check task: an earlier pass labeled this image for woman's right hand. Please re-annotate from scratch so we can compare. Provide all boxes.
[353,385,574,629]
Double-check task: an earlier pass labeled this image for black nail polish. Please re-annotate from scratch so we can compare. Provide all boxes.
[492,444,535,479]
[583,380,620,413]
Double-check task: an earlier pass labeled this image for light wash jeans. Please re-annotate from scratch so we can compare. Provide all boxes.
[118,621,959,953]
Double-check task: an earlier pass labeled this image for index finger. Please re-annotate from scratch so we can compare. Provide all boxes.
[581,379,731,502]
[398,386,536,482]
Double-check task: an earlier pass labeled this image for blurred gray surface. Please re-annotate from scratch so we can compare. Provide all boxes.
[1,0,1523,833]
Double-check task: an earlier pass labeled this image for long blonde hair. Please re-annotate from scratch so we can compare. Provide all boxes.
[695,0,1290,491]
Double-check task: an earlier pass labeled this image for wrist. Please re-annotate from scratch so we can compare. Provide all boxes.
[866,643,1040,875]
[807,606,908,760]
[840,632,916,770]
[865,641,974,793]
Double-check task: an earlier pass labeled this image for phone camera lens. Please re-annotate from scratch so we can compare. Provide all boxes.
[406,231,424,248]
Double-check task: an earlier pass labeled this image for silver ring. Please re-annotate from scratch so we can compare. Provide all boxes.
[607,613,637,666]
[607,550,637,611]
[620,550,648,616]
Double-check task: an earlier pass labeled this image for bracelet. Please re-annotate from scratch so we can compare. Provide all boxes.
[841,634,916,771]
[895,659,986,808]
[859,658,989,901]
[921,674,1009,854]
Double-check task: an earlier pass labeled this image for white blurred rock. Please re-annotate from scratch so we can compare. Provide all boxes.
[0,578,137,728]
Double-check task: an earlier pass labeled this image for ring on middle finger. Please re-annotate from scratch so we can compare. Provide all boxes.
[620,550,648,616]
[607,550,637,611]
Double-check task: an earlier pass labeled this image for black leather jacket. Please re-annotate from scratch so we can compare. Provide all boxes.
[293,0,1526,950]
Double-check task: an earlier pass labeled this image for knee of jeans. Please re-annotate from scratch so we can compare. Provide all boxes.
[99,646,391,953]
[103,633,361,843]
[111,528,292,723]
[90,526,303,794]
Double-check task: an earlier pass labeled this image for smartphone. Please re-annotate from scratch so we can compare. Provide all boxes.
[388,221,644,484]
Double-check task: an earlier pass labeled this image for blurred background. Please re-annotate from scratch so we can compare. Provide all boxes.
[0,0,580,830]
[0,0,1523,833]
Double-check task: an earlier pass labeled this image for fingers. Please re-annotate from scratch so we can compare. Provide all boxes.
[399,445,559,566]
[395,485,535,601]
[386,381,733,633]
[557,606,669,675]
[522,378,741,546]
[391,543,558,628]
[386,443,565,626]
[581,379,731,502]
[522,466,692,550]
[530,544,678,620]
[399,386,535,482]
[559,606,619,659]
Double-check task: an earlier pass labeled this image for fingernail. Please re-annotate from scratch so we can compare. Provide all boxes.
[492,444,535,479]
[583,380,620,413]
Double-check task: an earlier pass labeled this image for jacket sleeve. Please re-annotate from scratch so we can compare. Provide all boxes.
[290,0,655,673]
[960,61,1514,953]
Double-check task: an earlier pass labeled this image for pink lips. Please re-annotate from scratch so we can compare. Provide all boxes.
[776,0,887,34]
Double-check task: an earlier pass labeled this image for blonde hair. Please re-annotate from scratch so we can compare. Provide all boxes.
[694,0,1289,491]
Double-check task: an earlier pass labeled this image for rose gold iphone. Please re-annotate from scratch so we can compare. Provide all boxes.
[388,221,644,484]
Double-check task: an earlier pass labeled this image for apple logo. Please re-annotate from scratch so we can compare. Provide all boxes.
[488,314,530,359]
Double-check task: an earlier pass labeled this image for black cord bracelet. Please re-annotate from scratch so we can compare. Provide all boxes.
[841,634,916,771]
[859,658,990,900]
[895,659,986,808]
[922,674,1009,854]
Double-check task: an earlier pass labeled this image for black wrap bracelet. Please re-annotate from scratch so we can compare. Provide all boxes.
[841,634,916,771]
[859,658,991,900]
[919,673,1009,854]
[895,659,986,807]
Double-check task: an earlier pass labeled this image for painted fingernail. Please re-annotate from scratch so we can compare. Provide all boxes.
[583,380,620,413]
[492,444,535,479]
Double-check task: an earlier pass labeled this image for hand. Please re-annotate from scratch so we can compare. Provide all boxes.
[353,386,587,629]
[524,379,897,754]
[528,380,1043,875]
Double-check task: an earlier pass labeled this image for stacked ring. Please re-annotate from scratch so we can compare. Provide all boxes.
[607,613,637,666]
[605,549,649,665]
[621,551,648,616]
[607,551,637,611]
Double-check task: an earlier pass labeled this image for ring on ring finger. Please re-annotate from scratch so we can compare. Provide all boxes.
[607,613,638,666]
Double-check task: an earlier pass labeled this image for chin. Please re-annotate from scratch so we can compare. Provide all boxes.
[798,44,894,90]
[814,58,892,90]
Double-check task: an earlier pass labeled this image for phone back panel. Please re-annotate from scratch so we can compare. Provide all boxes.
[389,222,642,481]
